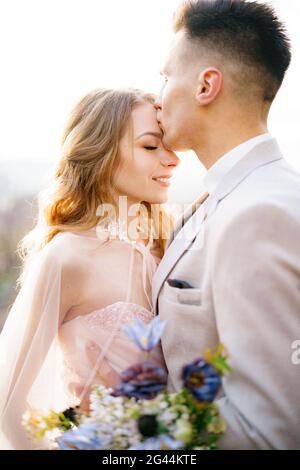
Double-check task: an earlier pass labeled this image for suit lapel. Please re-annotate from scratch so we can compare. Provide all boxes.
[152,199,209,313]
[167,192,209,248]
[152,138,283,313]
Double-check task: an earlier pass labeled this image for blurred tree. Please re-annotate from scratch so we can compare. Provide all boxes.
[0,195,37,330]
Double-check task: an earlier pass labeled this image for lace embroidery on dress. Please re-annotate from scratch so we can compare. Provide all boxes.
[85,302,154,330]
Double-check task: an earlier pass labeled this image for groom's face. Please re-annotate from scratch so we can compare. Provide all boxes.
[156,32,201,152]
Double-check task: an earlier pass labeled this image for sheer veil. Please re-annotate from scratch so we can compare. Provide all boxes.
[0,231,159,449]
[0,240,69,449]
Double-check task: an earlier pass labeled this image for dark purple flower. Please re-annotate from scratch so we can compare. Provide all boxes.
[182,357,221,402]
[62,407,79,425]
[112,361,167,400]
[138,414,158,437]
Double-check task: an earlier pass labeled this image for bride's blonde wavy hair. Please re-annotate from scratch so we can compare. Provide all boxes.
[17,88,173,287]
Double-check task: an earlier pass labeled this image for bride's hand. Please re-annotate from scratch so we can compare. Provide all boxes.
[68,342,121,412]
[86,341,120,389]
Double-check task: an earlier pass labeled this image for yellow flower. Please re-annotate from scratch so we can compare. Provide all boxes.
[207,416,227,434]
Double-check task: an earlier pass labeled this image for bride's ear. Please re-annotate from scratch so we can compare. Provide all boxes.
[195,67,223,106]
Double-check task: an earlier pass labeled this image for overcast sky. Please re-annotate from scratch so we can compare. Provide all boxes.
[0,0,299,203]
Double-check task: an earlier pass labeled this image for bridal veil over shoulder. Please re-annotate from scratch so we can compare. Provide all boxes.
[0,229,164,449]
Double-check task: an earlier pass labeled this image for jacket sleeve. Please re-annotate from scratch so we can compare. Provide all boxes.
[212,203,300,449]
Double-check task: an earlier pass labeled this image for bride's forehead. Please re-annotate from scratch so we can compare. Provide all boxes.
[131,105,160,136]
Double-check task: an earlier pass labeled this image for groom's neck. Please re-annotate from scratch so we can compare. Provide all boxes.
[194,119,269,170]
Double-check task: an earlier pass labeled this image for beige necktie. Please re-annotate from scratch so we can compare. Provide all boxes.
[168,191,209,246]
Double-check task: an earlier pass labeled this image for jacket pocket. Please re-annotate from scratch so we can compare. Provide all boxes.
[163,281,202,306]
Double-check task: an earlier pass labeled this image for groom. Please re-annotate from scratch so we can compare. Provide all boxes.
[152,0,300,450]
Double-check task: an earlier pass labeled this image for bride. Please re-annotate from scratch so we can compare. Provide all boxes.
[0,88,180,449]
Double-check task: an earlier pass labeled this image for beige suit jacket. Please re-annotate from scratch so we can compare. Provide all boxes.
[152,138,300,449]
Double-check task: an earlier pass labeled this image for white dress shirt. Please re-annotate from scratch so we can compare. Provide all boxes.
[203,133,273,194]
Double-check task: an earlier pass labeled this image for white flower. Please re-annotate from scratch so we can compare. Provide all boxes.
[174,419,193,444]
[160,409,178,425]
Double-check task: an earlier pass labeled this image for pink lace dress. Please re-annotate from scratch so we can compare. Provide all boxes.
[58,229,165,408]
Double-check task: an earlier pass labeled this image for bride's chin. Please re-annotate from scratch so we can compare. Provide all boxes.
[146,195,169,205]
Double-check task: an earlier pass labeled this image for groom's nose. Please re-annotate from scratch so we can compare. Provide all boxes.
[154,89,162,111]
[154,100,161,111]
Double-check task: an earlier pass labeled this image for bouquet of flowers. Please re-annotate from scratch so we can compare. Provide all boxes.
[23,317,230,450]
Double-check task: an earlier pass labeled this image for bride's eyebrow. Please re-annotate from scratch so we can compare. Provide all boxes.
[135,132,162,140]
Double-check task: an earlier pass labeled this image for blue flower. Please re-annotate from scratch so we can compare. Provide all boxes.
[130,434,183,450]
[122,316,167,352]
[112,361,167,400]
[57,422,104,450]
[182,357,221,402]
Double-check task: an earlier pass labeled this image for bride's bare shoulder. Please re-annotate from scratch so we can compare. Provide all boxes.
[44,232,90,300]
[45,231,79,257]
[42,231,90,275]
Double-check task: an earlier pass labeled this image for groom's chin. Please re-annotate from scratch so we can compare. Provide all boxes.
[162,133,177,151]
[162,134,187,153]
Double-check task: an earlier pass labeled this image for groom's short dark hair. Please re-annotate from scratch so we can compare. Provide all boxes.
[173,0,291,102]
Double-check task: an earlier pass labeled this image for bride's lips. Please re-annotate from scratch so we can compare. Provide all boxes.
[152,175,172,188]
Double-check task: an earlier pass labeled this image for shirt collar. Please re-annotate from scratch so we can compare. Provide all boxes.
[203,133,273,195]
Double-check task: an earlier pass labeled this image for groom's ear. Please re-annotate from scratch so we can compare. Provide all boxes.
[195,68,223,106]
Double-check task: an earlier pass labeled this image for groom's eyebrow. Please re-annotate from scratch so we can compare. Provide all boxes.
[136,132,162,140]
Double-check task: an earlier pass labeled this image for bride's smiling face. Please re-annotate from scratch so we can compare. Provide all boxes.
[113,103,180,205]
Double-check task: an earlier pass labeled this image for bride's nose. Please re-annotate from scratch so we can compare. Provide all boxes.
[160,151,180,168]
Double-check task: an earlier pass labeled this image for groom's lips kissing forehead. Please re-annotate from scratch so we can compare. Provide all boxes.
[156,111,163,129]
[157,119,165,135]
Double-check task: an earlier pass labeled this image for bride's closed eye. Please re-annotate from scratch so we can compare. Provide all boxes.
[144,146,158,151]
